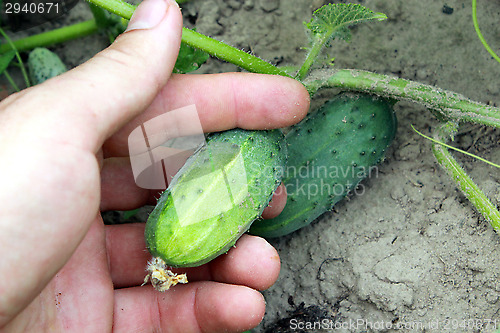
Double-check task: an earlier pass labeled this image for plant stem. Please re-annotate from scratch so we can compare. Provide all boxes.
[0,28,30,87]
[431,124,500,232]
[85,0,291,76]
[3,70,20,92]
[472,0,500,63]
[181,28,290,76]
[305,69,500,128]
[412,124,500,169]
[88,2,113,28]
[296,38,324,80]
[0,20,99,55]
[16,0,496,126]
[85,0,135,19]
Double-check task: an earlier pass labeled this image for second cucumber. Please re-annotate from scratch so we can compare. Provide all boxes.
[250,93,398,238]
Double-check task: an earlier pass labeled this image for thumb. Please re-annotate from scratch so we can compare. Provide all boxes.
[28,0,183,151]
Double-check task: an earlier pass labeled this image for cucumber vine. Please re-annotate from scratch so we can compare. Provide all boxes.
[0,27,29,89]
[1,1,500,232]
[297,3,386,80]
[411,125,500,170]
[431,123,500,231]
[472,0,500,64]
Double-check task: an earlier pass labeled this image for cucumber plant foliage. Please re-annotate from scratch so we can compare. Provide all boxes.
[297,4,386,79]
[0,50,15,74]
[174,41,209,74]
[306,3,386,44]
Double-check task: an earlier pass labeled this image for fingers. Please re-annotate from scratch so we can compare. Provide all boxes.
[208,234,280,291]
[1,0,183,153]
[99,156,287,215]
[68,0,182,151]
[103,73,310,157]
[261,184,287,219]
[106,224,280,291]
[153,73,309,131]
[105,223,151,288]
[100,157,154,211]
[113,282,265,333]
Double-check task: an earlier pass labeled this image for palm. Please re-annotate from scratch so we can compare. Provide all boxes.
[3,210,281,333]
[5,217,114,331]
[0,117,285,332]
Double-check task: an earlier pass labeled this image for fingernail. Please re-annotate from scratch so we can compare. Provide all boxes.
[126,0,176,32]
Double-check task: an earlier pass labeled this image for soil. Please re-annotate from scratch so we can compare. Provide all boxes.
[2,0,500,332]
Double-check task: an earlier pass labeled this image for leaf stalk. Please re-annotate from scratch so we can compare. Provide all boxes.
[0,20,99,54]
[181,28,290,77]
[472,0,500,63]
[296,37,326,81]
[431,124,500,232]
[84,0,290,76]
[305,69,500,128]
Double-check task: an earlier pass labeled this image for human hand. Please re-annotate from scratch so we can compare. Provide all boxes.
[0,0,309,331]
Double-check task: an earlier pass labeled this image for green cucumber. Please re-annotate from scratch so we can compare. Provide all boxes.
[145,129,286,268]
[27,47,67,85]
[250,93,397,238]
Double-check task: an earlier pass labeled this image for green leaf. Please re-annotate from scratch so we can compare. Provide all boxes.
[296,4,386,80]
[173,42,209,74]
[88,2,115,29]
[123,208,140,220]
[0,50,15,75]
[305,3,387,43]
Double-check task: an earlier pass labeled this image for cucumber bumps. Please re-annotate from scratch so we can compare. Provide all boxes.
[144,129,286,290]
[250,93,397,238]
[27,48,67,85]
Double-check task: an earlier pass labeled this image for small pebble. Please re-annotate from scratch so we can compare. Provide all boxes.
[260,0,279,12]
[223,0,242,10]
[243,0,254,10]
[442,4,454,15]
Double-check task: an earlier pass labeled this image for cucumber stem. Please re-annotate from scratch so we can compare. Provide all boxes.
[0,20,99,54]
[85,0,135,19]
[412,124,500,169]
[85,0,290,76]
[181,28,290,77]
[305,69,500,129]
[3,70,20,92]
[0,28,30,87]
[296,38,325,80]
[472,0,500,64]
[3,0,497,121]
[431,124,500,232]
